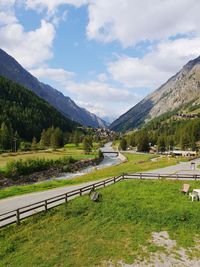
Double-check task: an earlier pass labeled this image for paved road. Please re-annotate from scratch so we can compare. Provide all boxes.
[1,157,200,221]
[144,157,200,175]
[0,179,107,215]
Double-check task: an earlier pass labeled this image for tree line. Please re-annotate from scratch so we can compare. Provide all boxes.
[119,117,200,152]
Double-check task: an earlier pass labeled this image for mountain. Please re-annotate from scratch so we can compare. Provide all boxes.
[0,48,107,128]
[110,56,200,131]
[0,75,76,141]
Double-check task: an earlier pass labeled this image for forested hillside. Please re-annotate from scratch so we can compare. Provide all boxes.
[125,110,200,152]
[0,48,107,128]
[0,76,77,143]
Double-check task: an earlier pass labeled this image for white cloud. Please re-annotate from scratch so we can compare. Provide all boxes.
[97,73,108,82]
[64,80,141,119]
[87,0,200,47]
[0,19,55,68]
[76,100,132,120]
[32,66,140,119]
[30,67,75,82]
[25,0,88,14]
[65,80,138,103]
[108,37,200,89]
[0,0,17,26]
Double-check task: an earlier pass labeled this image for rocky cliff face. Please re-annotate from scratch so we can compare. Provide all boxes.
[110,56,200,131]
[0,48,107,128]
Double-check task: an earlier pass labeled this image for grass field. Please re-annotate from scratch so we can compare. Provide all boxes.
[0,148,96,168]
[0,144,98,170]
[0,153,178,199]
[1,179,200,266]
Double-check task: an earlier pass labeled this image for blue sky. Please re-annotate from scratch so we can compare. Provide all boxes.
[1,0,200,122]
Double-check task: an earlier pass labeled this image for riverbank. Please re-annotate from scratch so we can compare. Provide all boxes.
[0,157,103,188]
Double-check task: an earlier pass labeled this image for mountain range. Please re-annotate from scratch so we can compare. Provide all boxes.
[110,56,200,131]
[0,48,107,128]
[0,75,77,141]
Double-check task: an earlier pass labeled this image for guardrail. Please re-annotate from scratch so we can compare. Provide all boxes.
[0,174,124,228]
[1,172,200,228]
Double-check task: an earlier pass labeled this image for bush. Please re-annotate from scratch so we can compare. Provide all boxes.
[98,150,104,158]
[5,156,77,179]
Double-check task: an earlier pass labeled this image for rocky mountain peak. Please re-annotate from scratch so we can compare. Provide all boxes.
[110,55,200,132]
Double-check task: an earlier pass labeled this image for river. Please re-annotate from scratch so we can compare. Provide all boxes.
[56,142,122,180]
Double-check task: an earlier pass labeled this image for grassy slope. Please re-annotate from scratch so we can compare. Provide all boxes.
[0,154,178,200]
[1,179,200,266]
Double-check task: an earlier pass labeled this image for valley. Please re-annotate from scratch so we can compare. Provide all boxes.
[1,3,200,266]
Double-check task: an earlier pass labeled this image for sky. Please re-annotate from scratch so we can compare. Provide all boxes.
[1,1,200,123]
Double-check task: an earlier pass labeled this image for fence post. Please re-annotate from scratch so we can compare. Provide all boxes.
[104,181,106,187]
[65,194,68,203]
[122,173,125,180]
[140,173,142,179]
[80,189,82,196]
[158,174,160,180]
[44,200,47,211]
[114,177,116,183]
[16,209,20,225]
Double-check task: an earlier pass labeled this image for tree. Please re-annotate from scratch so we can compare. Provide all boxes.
[73,131,80,146]
[119,138,127,151]
[83,136,92,154]
[157,136,166,152]
[180,133,190,150]
[31,137,37,151]
[19,141,31,151]
[0,122,12,150]
[50,127,63,149]
[137,131,149,152]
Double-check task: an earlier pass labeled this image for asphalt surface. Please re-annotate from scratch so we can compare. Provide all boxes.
[145,157,200,175]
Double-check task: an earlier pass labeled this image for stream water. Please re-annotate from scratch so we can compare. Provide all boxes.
[56,142,121,180]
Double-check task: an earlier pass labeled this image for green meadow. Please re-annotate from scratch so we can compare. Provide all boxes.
[1,179,200,266]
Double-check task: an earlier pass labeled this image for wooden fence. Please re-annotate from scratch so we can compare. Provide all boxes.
[124,173,200,180]
[1,172,200,228]
[0,174,124,228]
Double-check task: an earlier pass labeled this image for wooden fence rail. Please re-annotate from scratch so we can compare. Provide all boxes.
[1,172,200,228]
[124,173,200,180]
[0,174,123,228]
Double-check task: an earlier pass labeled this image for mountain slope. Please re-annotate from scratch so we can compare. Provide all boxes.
[110,56,200,131]
[0,48,107,128]
[0,76,76,141]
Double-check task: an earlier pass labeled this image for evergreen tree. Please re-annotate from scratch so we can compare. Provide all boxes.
[50,128,63,149]
[119,138,127,151]
[73,131,80,146]
[180,134,190,150]
[0,122,12,150]
[157,136,166,152]
[137,131,149,152]
[39,129,47,148]
[31,137,37,151]
[83,137,92,154]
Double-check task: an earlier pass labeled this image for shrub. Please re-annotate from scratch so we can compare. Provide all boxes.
[5,156,77,179]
